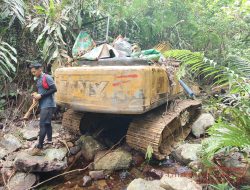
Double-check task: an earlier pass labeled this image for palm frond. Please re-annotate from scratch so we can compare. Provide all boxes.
[164,50,250,95]
[0,40,17,79]
[202,106,250,161]
[224,55,250,78]
[0,0,26,27]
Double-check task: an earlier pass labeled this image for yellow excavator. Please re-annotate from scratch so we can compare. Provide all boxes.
[54,56,201,160]
[54,16,200,159]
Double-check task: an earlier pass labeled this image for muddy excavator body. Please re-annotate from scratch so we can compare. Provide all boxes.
[55,58,201,159]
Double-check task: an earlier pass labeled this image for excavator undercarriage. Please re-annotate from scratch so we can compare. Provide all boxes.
[62,99,201,160]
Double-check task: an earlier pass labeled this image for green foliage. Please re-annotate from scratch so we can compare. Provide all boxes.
[145,145,153,162]
[27,0,102,65]
[164,50,250,95]
[202,105,250,160]
[209,183,235,190]
[224,55,250,78]
[28,0,72,65]
[241,186,250,190]
[0,0,25,81]
[165,49,250,163]
[0,40,17,79]
[209,183,250,190]
[0,0,25,27]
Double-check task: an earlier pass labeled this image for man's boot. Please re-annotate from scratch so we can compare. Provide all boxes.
[29,147,43,156]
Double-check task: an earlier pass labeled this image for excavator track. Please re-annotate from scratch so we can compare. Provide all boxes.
[62,109,84,132]
[126,99,201,160]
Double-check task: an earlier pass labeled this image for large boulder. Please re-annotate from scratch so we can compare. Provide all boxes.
[127,178,164,190]
[20,123,39,141]
[0,134,22,159]
[94,148,132,171]
[14,148,67,172]
[191,113,214,138]
[80,135,105,161]
[160,175,202,190]
[44,148,68,161]
[172,143,202,165]
[8,172,37,190]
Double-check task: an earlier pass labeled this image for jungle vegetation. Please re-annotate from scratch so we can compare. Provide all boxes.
[0,1,250,188]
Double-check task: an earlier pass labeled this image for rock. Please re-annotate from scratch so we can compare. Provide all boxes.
[0,167,13,178]
[94,148,132,171]
[0,162,14,180]
[70,146,81,155]
[2,161,14,168]
[172,143,202,164]
[89,170,105,180]
[64,134,72,140]
[52,132,59,138]
[127,178,164,190]
[0,134,22,159]
[188,160,203,172]
[176,166,193,178]
[119,171,130,180]
[0,123,3,129]
[132,152,145,166]
[5,152,17,161]
[14,149,67,172]
[80,135,105,161]
[68,156,74,164]
[52,123,63,131]
[82,175,92,187]
[191,113,214,138]
[243,147,250,157]
[21,127,39,141]
[44,148,67,161]
[160,175,202,190]
[67,142,74,148]
[145,168,164,179]
[8,172,37,190]
[64,181,74,188]
[0,134,22,151]
[217,151,250,181]
[26,120,39,128]
[96,179,109,190]
[0,149,8,159]
[160,158,175,167]
[176,166,191,174]
[130,168,144,179]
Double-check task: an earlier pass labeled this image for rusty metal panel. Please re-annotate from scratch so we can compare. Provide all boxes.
[55,65,182,114]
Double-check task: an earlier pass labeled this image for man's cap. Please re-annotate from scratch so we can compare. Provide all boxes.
[29,62,42,69]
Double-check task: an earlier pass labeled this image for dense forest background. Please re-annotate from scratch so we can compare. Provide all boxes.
[0,1,250,188]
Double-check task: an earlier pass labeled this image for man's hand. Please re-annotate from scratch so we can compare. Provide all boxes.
[32,93,42,100]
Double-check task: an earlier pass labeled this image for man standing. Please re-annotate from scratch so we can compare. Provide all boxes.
[29,62,57,155]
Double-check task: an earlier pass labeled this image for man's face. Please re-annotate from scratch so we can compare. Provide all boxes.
[31,67,42,78]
